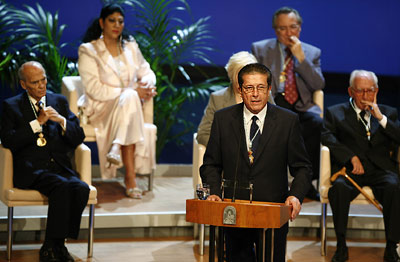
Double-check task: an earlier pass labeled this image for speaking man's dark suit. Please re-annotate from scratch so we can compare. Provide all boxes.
[0,92,89,240]
[252,38,324,182]
[322,102,400,247]
[200,102,312,262]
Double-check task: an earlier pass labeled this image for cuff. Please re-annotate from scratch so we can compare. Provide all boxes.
[29,119,42,133]
[378,115,387,128]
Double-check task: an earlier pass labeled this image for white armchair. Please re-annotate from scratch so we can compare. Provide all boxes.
[319,145,400,256]
[0,143,97,260]
[61,76,156,191]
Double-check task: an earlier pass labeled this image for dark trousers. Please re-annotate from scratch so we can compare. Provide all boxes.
[275,93,322,181]
[328,169,400,244]
[224,224,288,262]
[30,163,90,240]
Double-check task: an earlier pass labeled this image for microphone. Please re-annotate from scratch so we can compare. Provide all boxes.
[231,129,243,203]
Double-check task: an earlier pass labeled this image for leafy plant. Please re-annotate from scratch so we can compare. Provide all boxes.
[107,0,224,160]
[0,1,23,89]
[0,2,77,93]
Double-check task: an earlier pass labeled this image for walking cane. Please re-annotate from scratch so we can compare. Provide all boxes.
[330,167,383,213]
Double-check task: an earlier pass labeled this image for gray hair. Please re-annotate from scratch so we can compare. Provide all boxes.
[349,70,378,88]
[272,6,303,28]
[225,51,258,83]
[18,61,45,81]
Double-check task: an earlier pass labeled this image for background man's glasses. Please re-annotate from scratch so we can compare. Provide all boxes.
[275,24,300,33]
[351,87,377,95]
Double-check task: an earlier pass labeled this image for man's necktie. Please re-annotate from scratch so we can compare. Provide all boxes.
[284,48,298,105]
[359,110,366,121]
[250,116,260,154]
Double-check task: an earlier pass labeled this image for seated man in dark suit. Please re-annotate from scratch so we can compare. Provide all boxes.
[0,61,90,262]
[322,70,400,262]
[201,63,312,262]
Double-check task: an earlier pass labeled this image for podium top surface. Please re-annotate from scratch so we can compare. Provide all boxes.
[186,199,292,228]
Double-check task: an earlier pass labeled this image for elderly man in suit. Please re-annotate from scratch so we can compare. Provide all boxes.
[322,70,400,262]
[0,61,89,262]
[200,63,312,262]
[251,6,324,200]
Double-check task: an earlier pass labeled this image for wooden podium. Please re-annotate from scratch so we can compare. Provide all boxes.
[186,199,292,262]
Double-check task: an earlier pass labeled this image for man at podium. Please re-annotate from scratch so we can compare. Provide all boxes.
[200,63,312,262]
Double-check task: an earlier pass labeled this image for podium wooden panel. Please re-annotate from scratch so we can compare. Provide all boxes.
[186,199,292,262]
[186,199,291,228]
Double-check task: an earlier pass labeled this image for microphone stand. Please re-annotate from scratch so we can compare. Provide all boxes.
[231,129,243,203]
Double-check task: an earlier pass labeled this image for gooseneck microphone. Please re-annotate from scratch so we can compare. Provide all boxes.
[231,129,243,203]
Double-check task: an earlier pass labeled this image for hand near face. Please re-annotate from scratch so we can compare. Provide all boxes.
[288,36,305,63]
[285,195,301,221]
[350,156,364,175]
[361,93,383,121]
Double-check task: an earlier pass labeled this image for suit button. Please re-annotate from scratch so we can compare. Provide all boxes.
[50,158,55,162]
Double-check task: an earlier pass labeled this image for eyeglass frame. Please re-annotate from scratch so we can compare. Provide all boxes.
[23,76,47,88]
[350,86,377,95]
[241,85,270,94]
[274,24,301,33]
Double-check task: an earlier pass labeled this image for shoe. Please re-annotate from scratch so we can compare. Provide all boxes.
[331,246,348,262]
[306,186,320,201]
[126,187,142,199]
[39,246,60,262]
[384,245,400,262]
[106,152,121,165]
[57,245,74,262]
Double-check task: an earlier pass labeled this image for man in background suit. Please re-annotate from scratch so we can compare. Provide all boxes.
[200,63,312,262]
[251,6,324,200]
[322,70,400,262]
[0,61,89,262]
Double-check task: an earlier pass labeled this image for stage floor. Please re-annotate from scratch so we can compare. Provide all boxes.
[0,172,387,261]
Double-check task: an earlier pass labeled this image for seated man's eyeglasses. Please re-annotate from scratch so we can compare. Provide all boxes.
[351,87,377,95]
[242,85,268,94]
[275,24,300,33]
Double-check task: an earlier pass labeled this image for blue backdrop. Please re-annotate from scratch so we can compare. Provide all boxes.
[8,0,400,76]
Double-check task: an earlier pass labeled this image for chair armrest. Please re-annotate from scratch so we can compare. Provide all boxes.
[62,76,80,116]
[192,133,206,189]
[319,145,331,196]
[142,97,154,124]
[313,90,324,118]
[0,144,14,203]
[75,143,92,185]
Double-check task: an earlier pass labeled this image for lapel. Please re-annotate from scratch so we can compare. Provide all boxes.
[270,40,282,93]
[369,113,380,137]
[253,103,277,163]
[344,102,366,137]
[93,38,122,79]
[229,103,250,166]
[20,92,37,123]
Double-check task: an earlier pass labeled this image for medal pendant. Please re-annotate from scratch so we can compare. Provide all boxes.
[367,131,371,137]
[279,73,286,83]
[248,150,254,164]
[37,133,47,147]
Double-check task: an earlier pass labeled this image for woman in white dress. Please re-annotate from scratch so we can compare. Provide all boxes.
[78,4,156,198]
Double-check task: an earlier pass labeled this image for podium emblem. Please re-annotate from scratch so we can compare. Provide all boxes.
[223,206,236,225]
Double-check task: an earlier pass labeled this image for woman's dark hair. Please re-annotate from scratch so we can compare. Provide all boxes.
[82,3,130,44]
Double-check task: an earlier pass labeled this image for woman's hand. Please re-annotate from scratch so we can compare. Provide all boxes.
[136,82,157,101]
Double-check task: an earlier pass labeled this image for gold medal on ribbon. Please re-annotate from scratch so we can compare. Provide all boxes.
[37,133,47,147]
[279,72,286,83]
[248,150,254,164]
